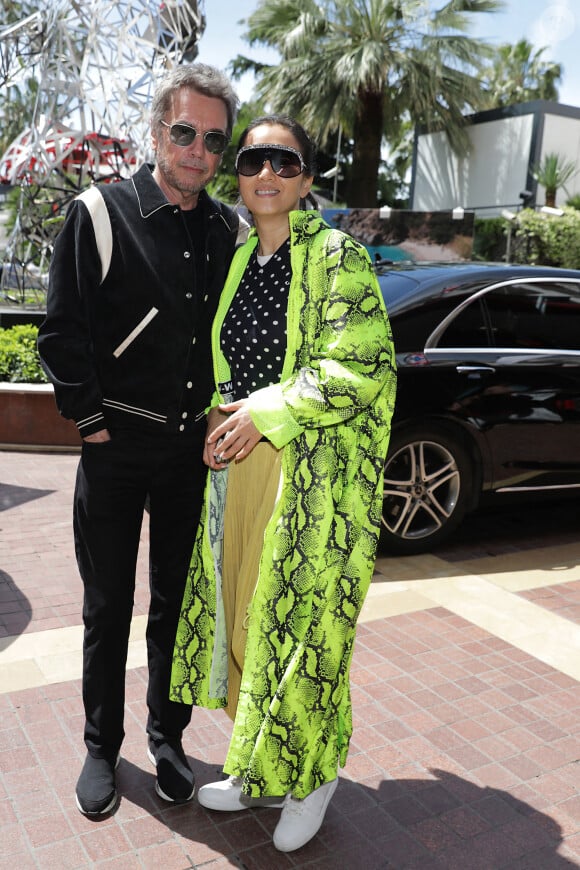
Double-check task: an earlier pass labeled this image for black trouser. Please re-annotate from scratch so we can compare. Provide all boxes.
[73,426,206,761]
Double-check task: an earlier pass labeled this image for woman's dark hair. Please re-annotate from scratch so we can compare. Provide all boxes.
[237,115,317,176]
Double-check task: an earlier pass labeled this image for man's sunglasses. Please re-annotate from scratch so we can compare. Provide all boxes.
[160,120,229,155]
[235,144,306,178]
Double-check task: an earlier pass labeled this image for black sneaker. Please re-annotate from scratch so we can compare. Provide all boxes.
[75,753,119,815]
[147,739,195,803]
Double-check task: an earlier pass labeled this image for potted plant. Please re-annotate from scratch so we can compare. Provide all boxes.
[0,322,80,448]
[532,152,578,208]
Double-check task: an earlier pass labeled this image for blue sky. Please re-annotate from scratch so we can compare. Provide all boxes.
[196,0,580,108]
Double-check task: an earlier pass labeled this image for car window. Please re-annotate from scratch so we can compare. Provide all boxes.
[483,281,580,350]
[391,293,475,352]
[436,297,490,348]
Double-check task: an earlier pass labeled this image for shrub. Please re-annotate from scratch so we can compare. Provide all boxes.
[510,207,580,269]
[473,217,506,261]
[0,323,48,383]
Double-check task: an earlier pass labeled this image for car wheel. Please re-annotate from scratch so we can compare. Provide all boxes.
[380,425,473,555]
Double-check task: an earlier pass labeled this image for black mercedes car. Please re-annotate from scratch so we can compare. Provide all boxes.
[376,261,580,555]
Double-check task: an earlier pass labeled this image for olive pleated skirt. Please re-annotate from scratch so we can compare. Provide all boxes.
[221,440,282,720]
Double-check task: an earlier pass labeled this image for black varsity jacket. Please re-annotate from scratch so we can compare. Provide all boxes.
[38,164,244,437]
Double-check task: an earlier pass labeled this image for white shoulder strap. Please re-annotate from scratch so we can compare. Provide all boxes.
[77,186,112,284]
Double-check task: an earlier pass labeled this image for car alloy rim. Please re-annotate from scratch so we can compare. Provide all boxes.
[382,439,461,541]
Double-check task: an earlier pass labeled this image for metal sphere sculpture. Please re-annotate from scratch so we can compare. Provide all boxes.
[0,0,205,307]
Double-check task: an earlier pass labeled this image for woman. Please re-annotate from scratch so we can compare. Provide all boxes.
[170,115,396,852]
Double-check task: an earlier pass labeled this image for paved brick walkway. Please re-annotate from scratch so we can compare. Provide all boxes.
[1,449,579,868]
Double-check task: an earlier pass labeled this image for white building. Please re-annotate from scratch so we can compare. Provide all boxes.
[410,100,580,217]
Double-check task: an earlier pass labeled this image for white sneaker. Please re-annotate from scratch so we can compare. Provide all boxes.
[273,778,338,852]
[197,775,286,811]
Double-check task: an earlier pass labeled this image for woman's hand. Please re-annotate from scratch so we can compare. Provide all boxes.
[203,407,228,467]
[206,399,262,468]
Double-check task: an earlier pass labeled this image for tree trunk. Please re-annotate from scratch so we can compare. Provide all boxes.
[545,188,556,208]
[346,88,383,208]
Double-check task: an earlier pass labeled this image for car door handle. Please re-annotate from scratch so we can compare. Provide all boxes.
[455,365,496,374]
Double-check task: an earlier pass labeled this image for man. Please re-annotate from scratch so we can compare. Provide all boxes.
[37,64,246,816]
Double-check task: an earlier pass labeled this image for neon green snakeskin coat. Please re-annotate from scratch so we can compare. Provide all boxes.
[171,210,397,799]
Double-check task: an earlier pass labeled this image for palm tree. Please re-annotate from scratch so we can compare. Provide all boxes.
[479,39,561,108]
[232,0,502,206]
[532,152,578,208]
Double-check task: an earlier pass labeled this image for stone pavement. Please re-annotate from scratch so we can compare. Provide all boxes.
[1,448,579,869]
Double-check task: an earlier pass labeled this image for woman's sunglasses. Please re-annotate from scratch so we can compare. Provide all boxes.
[235,144,305,178]
[160,121,229,155]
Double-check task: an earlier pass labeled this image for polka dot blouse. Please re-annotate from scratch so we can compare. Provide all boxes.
[221,239,291,400]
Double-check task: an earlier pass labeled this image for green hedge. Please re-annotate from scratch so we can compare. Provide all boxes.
[0,324,48,383]
[473,208,580,267]
[473,217,506,261]
[509,207,580,269]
